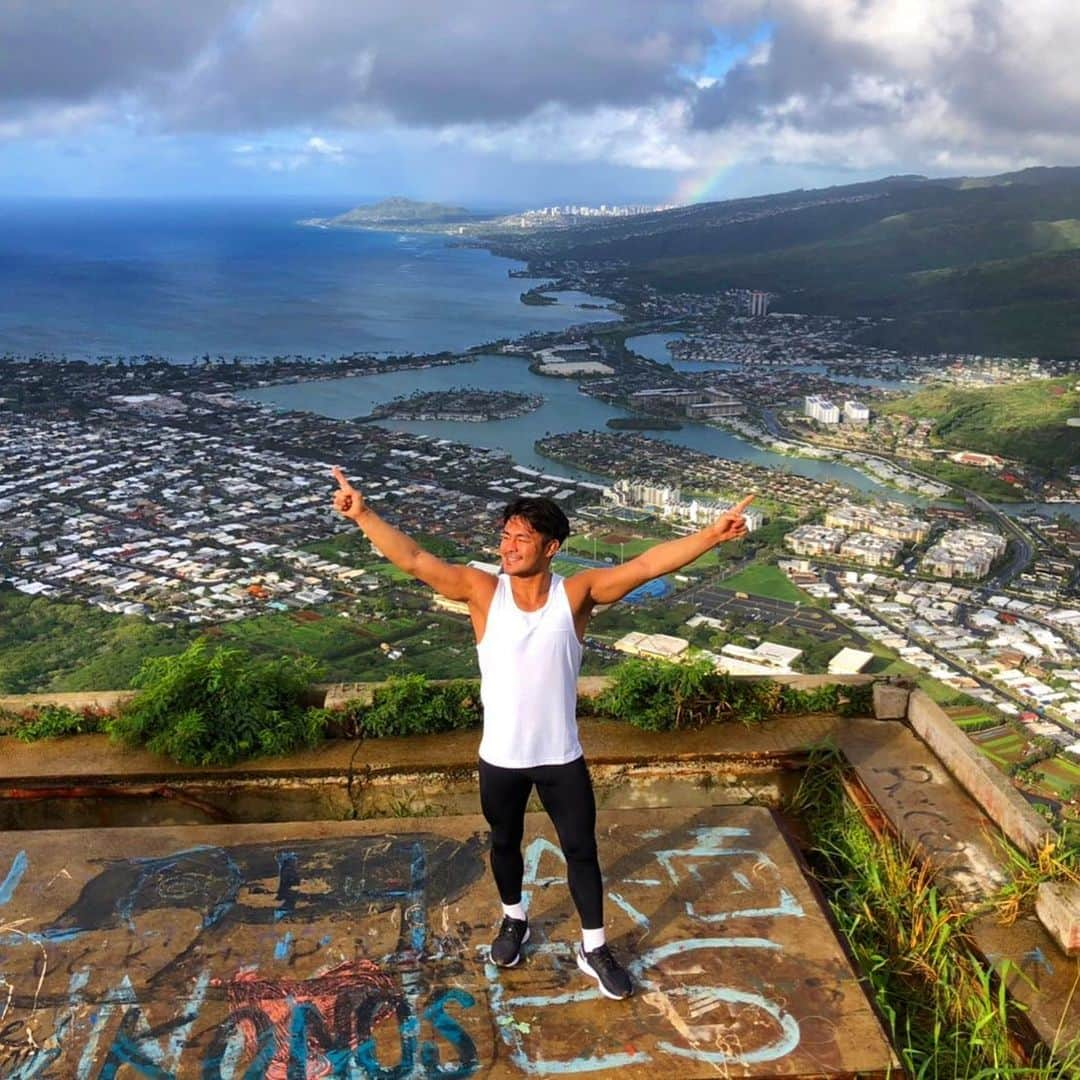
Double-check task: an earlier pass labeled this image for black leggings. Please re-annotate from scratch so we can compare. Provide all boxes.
[478,755,603,930]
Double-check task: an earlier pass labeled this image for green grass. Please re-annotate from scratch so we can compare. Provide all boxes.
[211,608,479,681]
[789,750,1080,1077]
[910,458,1026,500]
[0,590,195,692]
[863,640,977,706]
[719,563,810,604]
[879,378,1080,474]
[952,711,998,730]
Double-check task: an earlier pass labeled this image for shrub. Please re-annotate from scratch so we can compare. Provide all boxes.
[107,640,327,765]
[593,658,874,731]
[340,675,482,738]
[11,704,105,742]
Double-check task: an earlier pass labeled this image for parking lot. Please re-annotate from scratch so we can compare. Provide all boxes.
[683,583,862,642]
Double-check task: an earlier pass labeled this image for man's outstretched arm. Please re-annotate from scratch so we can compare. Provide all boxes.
[568,495,754,609]
[331,466,493,603]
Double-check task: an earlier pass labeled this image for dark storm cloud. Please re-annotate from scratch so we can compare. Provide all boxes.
[0,0,242,105]
[158,0,714,131]
[0,0,715,131]
[692,6,901,132]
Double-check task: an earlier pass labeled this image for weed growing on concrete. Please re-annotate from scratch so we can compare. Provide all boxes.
[9,704,104,741]
[993,833,1080,928]
[593,658,873,730]
[337,674,482,738]
[790,749,1080,1077]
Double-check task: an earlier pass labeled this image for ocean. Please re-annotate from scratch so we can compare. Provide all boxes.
[3,198,1074,519]
[0,198,618,360]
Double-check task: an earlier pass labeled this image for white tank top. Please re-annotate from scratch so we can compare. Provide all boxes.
[476,573,584,769]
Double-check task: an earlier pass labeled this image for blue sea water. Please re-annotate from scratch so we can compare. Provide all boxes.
[0,198,618,360]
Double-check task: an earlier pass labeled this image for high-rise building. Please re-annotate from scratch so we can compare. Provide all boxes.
[804,395,840,424]
[843,400,870,424]
[749,291,769,317]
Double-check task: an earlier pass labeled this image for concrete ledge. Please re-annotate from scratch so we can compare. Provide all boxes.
[0,715,845,786]
[0,689,135,713]
[1036,881,1080,956]
[3,674,879,716]
[906,689,1053,858]
[872,681,910,720]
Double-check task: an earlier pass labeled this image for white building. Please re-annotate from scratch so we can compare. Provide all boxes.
[922,528,1008,579]
[786,524,846,556]
[828,647,875,674]
[843,400,870,424]
[805,396,840,424]
[839,532,903,567]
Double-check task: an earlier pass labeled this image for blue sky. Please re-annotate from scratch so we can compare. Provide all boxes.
[1,1,1077,208]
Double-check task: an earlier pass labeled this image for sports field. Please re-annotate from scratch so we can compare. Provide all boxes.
[719,564,810,604]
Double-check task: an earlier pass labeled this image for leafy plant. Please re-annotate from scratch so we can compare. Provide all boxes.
[107,639,327,765]
[10,704,105,742]
[339,675,482,738]
[592,659,874,730]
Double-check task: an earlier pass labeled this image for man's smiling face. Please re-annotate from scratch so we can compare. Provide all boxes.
[499,515,559,576]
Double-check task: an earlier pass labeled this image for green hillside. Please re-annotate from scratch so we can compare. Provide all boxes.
[495,167,1080,357]
[879,378,1080,471]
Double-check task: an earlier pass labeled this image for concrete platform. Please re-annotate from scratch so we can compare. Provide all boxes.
[0,805,895,1077]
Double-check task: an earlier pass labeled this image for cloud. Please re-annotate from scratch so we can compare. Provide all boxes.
[1,0,1078,186]
[230,134,348,172]
[0,1,241,105]
[691,0,1080,160]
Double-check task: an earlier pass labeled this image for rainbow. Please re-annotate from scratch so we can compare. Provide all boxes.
[670,158,734,207]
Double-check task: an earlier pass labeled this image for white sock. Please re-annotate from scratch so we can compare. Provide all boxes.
[502,903,527,922]
[581,927,606,953]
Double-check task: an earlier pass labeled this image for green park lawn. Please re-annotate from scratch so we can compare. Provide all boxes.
[719,564,811,604]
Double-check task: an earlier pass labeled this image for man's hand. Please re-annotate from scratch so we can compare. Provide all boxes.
[331,466,367,522]
[712,493,755,544]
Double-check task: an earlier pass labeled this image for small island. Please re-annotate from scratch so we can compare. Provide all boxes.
[366,388,543,423]
[520,286,558,306]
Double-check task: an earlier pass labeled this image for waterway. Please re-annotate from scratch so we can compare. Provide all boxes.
[239,353,928,498]
[625,333,919,391]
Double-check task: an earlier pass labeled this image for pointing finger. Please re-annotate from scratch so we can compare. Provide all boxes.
[331,465,351,490]
[732,494,755,515]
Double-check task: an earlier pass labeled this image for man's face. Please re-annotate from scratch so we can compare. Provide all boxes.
[499,516,559,575]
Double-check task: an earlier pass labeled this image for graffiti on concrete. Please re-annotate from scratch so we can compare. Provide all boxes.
[0,815,872,1077]
[487,823,808,1073]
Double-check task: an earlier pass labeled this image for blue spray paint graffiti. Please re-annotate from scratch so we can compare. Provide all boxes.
[0,850,29,905]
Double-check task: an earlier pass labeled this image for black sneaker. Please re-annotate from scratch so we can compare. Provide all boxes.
[576,942,633,1000]
[490,916,530,967]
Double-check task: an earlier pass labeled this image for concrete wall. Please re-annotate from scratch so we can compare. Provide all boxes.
[906,688,1053,857]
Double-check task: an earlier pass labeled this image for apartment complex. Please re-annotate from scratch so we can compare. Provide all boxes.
[922,528,1008,579]
[824,503,930,544]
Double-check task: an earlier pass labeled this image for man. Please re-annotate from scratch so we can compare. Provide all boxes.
[331,466,752,999]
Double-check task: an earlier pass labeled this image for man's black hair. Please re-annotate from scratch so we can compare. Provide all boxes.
[500,497,570,545]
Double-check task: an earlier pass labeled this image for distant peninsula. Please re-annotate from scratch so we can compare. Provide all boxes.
[302,197,485,230]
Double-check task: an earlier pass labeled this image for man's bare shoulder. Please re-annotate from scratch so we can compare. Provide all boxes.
[562,566,604,607]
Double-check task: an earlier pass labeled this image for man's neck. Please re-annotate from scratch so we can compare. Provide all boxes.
[508,569,553,611]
